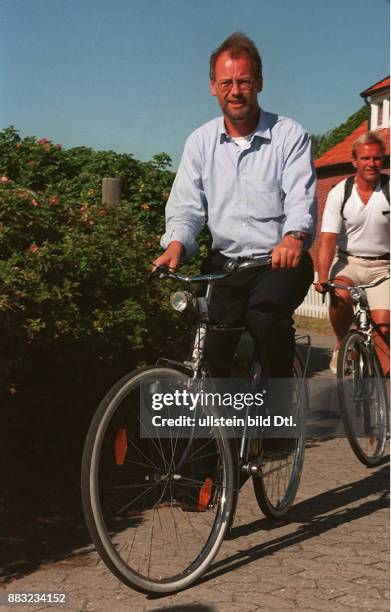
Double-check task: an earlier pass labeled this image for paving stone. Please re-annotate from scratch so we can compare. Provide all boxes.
[334,595,390,610]
[4,352,389,612]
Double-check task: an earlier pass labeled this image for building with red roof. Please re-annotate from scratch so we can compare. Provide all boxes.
[310,76,390,270]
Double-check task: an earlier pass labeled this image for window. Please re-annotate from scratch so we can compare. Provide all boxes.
[377,101,383,127]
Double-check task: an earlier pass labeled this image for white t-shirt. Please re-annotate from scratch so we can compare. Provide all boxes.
[231,131,255,150]
[321,179,390,257]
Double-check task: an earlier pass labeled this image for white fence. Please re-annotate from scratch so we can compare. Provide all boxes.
[295,274,329,319]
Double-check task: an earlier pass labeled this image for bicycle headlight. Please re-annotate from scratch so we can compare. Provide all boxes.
[170,291,192,312]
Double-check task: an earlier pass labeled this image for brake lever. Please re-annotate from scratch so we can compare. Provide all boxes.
[313,281,329,304]
[147,265,170,283]
[222,259,239,274]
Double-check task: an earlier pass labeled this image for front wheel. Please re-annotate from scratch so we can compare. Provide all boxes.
[337,331,388,467]
[81,366,235,594]
[252,350,307,518]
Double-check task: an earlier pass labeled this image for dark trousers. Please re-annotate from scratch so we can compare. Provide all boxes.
[202,252,314,378]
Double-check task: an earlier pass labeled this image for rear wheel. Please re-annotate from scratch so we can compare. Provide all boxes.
[81,366,234,594]
[337,331,388,466]
[252,351,307,518]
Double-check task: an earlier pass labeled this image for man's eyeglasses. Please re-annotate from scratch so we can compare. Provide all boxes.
[215,78,256,93]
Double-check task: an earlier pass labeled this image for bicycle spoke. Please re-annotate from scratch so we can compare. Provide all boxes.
[82,366,233,593]
[338,332,387,466]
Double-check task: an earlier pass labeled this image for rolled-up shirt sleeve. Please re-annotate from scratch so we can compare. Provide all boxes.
[281,124,317,242]
[161,134,207,258]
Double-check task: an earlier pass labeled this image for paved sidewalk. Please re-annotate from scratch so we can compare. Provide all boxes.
[2,332,389,612]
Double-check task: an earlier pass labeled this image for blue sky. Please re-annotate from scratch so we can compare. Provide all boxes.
[1,0,389,167]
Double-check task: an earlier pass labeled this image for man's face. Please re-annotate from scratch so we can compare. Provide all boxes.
[210,51,261,126]
[352,143,384,184]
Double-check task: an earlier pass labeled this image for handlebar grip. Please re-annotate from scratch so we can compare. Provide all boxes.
[148,265,170,282]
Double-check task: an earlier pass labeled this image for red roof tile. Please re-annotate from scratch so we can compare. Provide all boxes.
[360,76,390,98]
[315,121,367,168]
[315,121,390,168]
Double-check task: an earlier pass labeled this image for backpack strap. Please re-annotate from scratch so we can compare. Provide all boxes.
[341,174,390,219]
[341,176,354,220]
[380,173,390,204]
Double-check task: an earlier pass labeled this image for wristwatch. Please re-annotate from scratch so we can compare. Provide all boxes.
[285,231,306,242]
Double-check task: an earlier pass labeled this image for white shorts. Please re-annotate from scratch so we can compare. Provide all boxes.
[330,254,390,311]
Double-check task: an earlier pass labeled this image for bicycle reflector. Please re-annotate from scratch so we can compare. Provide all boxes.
[198,477,213,511]
[170,291,191,312]
[114,428,128,466]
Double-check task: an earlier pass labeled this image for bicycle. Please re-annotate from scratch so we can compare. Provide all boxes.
[324,275,389,467]
[81,256,309,594]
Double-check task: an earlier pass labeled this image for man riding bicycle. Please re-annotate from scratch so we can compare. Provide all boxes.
[315,132,390,377]
[153,32,317,450]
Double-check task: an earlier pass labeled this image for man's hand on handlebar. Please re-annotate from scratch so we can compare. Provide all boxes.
[314,279,329,294]
[271,235,303,270]
[152,241,185,272]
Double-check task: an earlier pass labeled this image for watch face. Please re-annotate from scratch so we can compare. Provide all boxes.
[287,231,304,240]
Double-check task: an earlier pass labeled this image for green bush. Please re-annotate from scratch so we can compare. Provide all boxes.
[0,126,204,505]
[0,127,194,382]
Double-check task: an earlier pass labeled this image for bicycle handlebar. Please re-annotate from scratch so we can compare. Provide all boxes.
[150,254,272,284]
[323,274,390,292]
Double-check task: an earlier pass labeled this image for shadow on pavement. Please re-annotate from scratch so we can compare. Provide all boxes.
[297,344,333,378]
[1,459,388,587]
[201,462,389,585]
[0,498,92,584]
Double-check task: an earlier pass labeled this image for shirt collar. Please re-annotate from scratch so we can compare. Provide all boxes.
[219,108,272,143]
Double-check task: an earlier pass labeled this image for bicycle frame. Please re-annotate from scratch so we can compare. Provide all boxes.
[82,260,311,593]
[325,274,390,349]
[154,259,310,474]
[326,275,389,460]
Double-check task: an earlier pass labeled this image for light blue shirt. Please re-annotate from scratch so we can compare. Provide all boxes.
[161,109,317,259]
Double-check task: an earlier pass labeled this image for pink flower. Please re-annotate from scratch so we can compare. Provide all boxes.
[29,243,39,253]
[0,176,12,184]
[31,198,39,206]
[37,138,50,145]
[49,196,59,205]
[55,144,62,150]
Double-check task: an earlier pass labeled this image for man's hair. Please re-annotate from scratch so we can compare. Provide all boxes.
[209,32,262,81]
[352,131,386,158]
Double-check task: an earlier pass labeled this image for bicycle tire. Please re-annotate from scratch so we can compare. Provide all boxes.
[252,350,307,518]
[81,366,235,594]
[337,331,388,467]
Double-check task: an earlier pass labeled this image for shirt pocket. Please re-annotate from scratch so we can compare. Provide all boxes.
[249,184,284,221]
